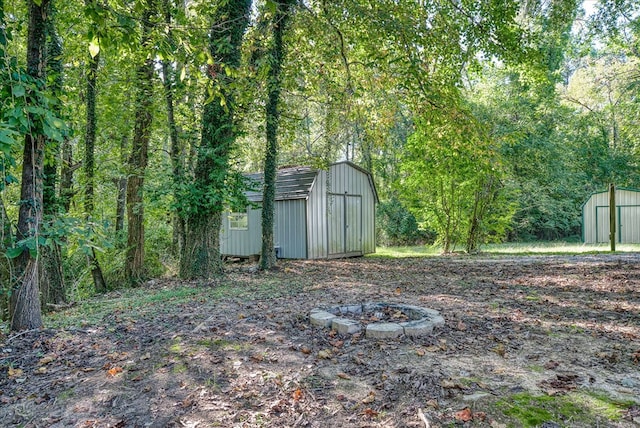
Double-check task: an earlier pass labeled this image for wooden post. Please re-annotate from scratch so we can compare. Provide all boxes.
[609,183,616,252]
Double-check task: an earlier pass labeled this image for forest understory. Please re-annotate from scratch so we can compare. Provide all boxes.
[1,254,639,427]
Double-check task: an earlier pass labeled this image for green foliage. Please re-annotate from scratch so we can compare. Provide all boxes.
[399,106,513,252]
[376,197,434,246]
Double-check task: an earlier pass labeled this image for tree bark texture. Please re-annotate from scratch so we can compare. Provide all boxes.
[260,0,294,270]
[11,0,50,331]
[161,5,185,253]
[40,17,66,308]
[125,0,155,284]
[180,0,250,279]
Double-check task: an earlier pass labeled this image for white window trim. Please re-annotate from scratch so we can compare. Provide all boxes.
[228,211,249,230]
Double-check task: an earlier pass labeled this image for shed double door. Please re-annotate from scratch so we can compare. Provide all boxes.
[595,205,640,243]
[328,194,362,256]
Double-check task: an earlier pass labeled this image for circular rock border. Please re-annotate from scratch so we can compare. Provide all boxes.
[309,303,444,339]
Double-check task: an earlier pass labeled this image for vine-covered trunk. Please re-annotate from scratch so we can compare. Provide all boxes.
[11,0,50,331]
[180,0,250,279]
[83,0,106,292]
[41,18,66,308]
[125,0,155,284]
[260,0,294,270]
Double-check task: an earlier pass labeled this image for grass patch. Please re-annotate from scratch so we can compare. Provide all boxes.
[372,242,640,258]
[495,391,634,427]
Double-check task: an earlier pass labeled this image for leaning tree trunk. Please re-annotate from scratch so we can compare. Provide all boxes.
[125,0,155,284]
[11,0,51,331]
[260,0,295,270]
[179,0,251,279]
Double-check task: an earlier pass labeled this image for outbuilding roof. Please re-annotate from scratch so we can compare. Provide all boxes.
[244,166,318,202]
[243,161,379,203]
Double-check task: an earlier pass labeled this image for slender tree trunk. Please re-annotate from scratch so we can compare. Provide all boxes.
[125,0,155,284]
[40,11,66,308]
[260,0,294,270]
[83,0,106,292]
[84,50,107,292]
[161,0,185,254]
[179,0,250,279]
[11,0,51,331]
[115,134,128,238]
[59,141,76,212]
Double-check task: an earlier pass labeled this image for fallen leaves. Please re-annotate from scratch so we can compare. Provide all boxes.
[453,407,486,423]
[538,373,580,395]
[291,388,303,401]
[454,407,472,422]
[7,367,24,378]
[362,391,376,404]
[106,366,123,377]
[317,349,332,359]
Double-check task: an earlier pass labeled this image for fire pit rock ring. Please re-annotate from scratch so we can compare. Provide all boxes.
[309,302,444,339]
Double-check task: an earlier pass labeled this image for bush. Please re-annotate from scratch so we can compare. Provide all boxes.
[376,198,435,246]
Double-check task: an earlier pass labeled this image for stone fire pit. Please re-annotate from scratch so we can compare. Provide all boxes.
[310,302,444,339]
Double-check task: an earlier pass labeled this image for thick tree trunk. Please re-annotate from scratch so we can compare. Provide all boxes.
[11,0,50,332]
[125,0,155,284]
[260,0,294,270]
[180,212,222,278]
[180,0,250,279]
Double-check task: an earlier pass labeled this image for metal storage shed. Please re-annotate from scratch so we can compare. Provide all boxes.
[582,187,640,244]
[220,161,379,259]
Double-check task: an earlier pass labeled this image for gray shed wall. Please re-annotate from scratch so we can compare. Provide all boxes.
[306,170,328,259]
[274,199,308,258]
[582,188,640,244]
[220,208,262,257]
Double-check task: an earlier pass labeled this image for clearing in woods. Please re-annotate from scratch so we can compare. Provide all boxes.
[1,254,639,427]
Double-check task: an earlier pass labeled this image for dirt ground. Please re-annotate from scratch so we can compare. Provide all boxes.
[1,254,640,427]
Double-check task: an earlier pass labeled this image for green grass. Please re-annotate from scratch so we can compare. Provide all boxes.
[372,241,640,258]
[494,391,634,427]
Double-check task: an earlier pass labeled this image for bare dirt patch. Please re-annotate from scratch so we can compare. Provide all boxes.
[1,254,639,427]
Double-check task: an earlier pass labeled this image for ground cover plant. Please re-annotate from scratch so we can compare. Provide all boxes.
[1,253,639,427]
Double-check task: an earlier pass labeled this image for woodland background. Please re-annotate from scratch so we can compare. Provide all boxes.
[1,0,639,329]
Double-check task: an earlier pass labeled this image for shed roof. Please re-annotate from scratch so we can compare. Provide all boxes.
[244,166,318,202]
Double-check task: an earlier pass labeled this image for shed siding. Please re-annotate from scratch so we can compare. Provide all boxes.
[307,170,328,259]
[220,208,262,257]
[274,199,307,258]
[583,188,640,244]
[328,163,377,254]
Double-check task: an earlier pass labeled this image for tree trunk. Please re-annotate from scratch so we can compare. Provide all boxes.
[161,0,185,254]
[125,0,155,284]
[83,0,106,292]
[260,0,294,270]
[180,0,250,279]
[59,141,76,213]
[11,0,50,331]
[115,133,128,238]
[41,13,66,308]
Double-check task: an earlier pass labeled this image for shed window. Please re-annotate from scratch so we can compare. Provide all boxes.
[229,212,248,230]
